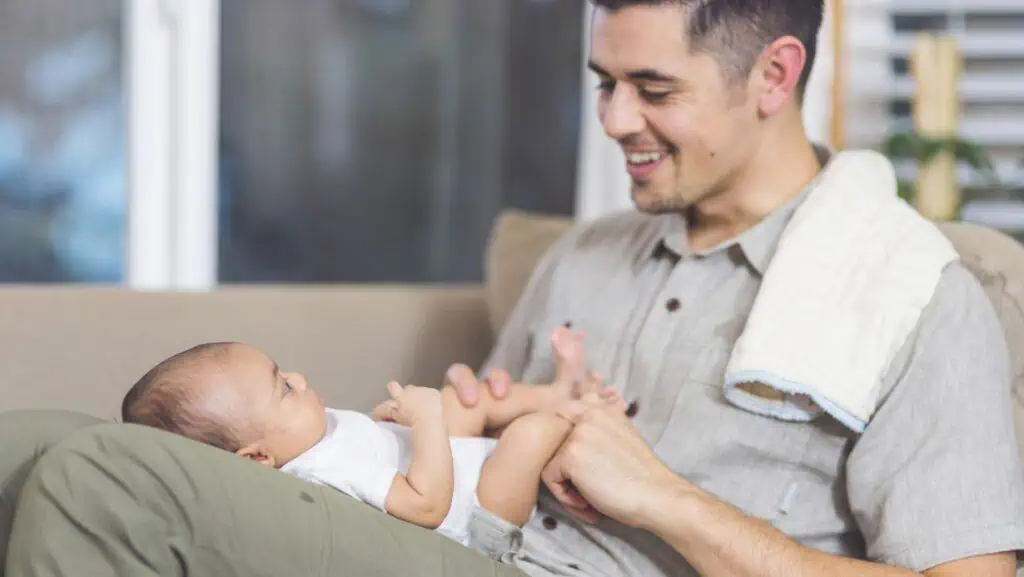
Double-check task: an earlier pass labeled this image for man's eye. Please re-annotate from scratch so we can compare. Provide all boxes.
[596,80,615,94]
[640,88,670,102]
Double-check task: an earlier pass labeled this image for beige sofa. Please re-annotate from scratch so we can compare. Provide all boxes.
[2,210,1023,469]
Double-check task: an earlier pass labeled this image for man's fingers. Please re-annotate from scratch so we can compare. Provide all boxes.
[564,503,601,525]
[445,364,480,406]
[542,456,599,524]
[542,460,574,504]
[557,482,591,510]
[484,368,512,400]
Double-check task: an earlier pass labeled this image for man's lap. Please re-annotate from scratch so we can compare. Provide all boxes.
[0,410,524,577]
[470,504,612,577]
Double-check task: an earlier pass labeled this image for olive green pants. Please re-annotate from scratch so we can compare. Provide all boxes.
[0,410,523,577]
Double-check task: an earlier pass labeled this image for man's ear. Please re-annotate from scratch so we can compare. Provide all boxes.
[236,442,277,468]
[755,35,807,117]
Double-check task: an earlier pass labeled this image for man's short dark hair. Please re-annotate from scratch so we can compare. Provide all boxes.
[590,0,824,98]
[121,342,246,451]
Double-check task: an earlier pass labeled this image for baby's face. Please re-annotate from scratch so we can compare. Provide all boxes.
[211,344,328,467]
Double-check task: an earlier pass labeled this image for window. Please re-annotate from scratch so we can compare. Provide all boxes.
[217,0,584,283]
[0,0,126,282]
[0,0,583,287]
[843,0,1024,232]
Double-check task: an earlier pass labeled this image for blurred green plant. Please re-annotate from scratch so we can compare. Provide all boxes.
[880,130,1000,210]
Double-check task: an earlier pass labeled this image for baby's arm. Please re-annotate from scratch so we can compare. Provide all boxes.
[380,383,455,529]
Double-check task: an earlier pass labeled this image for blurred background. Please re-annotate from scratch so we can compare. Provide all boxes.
[0,0,1021,288]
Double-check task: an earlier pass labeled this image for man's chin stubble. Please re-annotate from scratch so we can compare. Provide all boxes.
[631,186,688,215]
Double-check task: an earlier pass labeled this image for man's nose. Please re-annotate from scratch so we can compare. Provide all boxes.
[599,85,645,140]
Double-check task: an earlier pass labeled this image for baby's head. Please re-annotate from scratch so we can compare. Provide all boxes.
[121,342,328,468]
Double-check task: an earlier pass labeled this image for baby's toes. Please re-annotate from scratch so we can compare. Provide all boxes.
[599,388,627,412]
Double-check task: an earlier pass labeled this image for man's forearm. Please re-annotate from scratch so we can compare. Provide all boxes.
[641,480,920,577]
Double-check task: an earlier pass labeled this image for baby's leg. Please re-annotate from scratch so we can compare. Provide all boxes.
[475,412,573,527]
[441,385,560,438]
[442,327,590,438]
[441,386,490,438]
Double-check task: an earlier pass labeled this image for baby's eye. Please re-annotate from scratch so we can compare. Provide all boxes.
[283,379,293,393]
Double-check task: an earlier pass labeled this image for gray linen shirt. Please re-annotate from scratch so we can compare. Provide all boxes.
[481,170,1024,576]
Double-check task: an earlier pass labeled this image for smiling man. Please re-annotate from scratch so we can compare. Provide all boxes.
[442,1,1024,576]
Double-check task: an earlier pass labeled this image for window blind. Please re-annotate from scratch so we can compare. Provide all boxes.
[843,0,1024,230]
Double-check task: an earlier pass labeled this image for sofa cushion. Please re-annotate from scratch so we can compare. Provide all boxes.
[484,209,575,337]
[0,286,492,419]
[486,210,1024,461]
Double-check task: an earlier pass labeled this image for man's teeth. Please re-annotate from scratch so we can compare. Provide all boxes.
[627,152,663,164]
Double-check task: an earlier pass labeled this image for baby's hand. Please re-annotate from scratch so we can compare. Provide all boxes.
[381,382,444,427]
[550,326,599,399]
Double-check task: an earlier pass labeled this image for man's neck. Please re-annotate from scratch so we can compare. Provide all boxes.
[687,130,822,252]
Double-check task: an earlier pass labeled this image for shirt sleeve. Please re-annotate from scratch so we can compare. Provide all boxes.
[846,262,1024,572]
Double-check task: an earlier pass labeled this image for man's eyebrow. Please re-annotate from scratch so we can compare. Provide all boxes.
[587,60,680,84]
[587,60,610,76]
[626,69,680,83]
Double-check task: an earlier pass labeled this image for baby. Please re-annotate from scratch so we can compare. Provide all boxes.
[120,327,622,546]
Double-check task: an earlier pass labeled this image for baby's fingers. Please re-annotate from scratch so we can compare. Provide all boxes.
[387,381,404,400]
[371,399,399,422]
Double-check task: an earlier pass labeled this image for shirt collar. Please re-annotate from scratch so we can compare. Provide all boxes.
[641,144,833,276]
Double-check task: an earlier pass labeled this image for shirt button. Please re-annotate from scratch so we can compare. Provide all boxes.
[542,516,558,530]
[625,400,639,418]
[665,298,681,312]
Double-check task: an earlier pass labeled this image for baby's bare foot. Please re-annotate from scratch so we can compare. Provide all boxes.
[551,326,588,397]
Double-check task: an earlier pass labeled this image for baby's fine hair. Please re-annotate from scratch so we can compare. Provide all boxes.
[121,342,246,451]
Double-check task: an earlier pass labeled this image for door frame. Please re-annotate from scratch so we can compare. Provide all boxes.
[125,0,220,290]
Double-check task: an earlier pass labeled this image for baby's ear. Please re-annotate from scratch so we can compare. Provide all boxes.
[236,442,276,468]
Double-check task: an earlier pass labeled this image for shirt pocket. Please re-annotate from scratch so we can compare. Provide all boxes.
[653,364,817,524]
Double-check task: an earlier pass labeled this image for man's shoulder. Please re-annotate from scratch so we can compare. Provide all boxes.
[880,259,1009,401]
[926,260,999,327]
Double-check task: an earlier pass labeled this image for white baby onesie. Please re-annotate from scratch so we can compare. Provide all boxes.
[281,408,498,545]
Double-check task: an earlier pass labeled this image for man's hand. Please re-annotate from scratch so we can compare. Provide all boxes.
[543,394,682,527]
[542,400,1018,577]
[446,363,512,408]
[374,382,444,427]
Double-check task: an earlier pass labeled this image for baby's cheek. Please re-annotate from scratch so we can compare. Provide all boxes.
[295,407,327,447]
